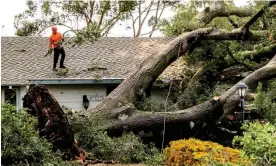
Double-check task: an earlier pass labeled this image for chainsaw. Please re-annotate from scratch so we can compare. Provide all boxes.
[44,39,64,57]
[44,48,53,57]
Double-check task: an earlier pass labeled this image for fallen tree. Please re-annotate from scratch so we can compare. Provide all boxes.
[91,1,276,119]
[22,0,276,154]
[92,27,263,118]
[103,56,276,131]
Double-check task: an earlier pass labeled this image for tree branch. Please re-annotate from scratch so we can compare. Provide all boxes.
[237,44,276,61]
[101,12,122,34]
[204,28,264,40]
[130,1,155,37]
[75,1,90,25]
[138,1,142,35]
[130,12,136,37]
[98,2,109,28]
[242,1,276,30]
[199,7,253,25]
[136,1,154,37]
[223,42,255,71]
[227,17,239,28]
[89,0,95,23]
[149,1,166,37]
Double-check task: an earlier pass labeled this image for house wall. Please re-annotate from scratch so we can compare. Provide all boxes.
[1,85,106,111]
[47,85,168,110]
[1,85,168,111]
[45,84,106,111]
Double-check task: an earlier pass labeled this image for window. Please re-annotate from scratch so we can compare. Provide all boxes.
[106,85,119,95]
[4,89,17,106]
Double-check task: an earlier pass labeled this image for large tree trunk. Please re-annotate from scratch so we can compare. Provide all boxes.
[23,85,87,160]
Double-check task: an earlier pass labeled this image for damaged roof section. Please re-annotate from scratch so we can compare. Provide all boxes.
[1,37,187,85]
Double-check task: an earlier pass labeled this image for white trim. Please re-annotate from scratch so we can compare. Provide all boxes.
[16,87,21,110]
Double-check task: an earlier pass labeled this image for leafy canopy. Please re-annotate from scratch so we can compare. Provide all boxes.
[15,0,137,44]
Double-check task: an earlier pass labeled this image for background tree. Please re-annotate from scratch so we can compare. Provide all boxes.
[128,0,178,37]
[14,0,179,40]
[14,0,137,43]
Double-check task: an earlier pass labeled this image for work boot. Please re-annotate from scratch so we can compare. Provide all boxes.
[60,66,66,69]
[52,67,58,71]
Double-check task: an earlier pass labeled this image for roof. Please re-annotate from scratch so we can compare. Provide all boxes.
[1,37,187,85]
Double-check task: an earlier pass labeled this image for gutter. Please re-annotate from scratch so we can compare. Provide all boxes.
[1,84,26,86]
[28,78,124,85]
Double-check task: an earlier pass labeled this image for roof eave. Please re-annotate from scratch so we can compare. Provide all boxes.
[28,78,124,85]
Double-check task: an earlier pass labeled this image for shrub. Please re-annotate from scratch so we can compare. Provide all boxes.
[144,146,165,166]
[164,138,251,166]
[135,98,173,112]
[255,79,276,124]
[76,119,161,163]
[233,122,276,166]
[1,103,68,165]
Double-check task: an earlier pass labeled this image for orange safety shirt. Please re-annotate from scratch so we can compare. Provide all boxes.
[49,32,62,48]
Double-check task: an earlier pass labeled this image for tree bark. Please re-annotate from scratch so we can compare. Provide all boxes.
[199,6,253,25]
[23,85,87,160]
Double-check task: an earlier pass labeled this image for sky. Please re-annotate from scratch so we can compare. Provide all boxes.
[0,0,248,37]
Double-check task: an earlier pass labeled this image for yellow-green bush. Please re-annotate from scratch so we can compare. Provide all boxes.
[233,122,276,165]
[164,138,251,166]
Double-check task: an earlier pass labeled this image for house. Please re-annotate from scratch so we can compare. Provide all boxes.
[1,37,186,111]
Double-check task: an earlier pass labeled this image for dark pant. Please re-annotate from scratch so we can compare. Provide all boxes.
[53,47,65,68]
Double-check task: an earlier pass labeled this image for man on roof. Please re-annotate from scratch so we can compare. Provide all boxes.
[49,26,66,71]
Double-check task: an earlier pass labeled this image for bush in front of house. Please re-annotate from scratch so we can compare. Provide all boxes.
[233,122,276,166]
[75,118,162,164]
[143,147,165,166]
[163,138,251,166]
[1,103,68,165]
[135,98,173,112]
[254,79,276,124]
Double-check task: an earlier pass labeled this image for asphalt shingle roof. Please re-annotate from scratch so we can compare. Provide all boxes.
[1,37,186,85]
